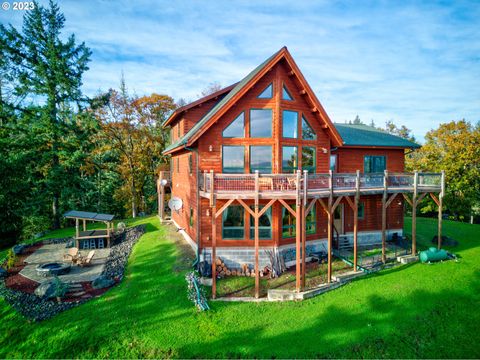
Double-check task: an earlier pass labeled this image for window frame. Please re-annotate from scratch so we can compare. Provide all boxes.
[301,115,316,140]
[189,207,194,227]
[330,154,338,172]
[364,155,386,173]
[257,83,273,99]
[249,205,272,240]
[222,111,245,138]
[282,85,294,101]
[249,145,272,174]
[188,154,192,174]
[282,110,299,139]
[301,146,316,174]
[222,145,245,173]
[358,202,365,220]
[282,146,298,173]
[249,108,273,138]
[282,205,316,238]
[222,205,245,240]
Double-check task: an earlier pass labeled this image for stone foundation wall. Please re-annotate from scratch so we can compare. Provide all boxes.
[199,229,403,268]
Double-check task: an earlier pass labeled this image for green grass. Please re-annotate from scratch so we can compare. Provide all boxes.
[0,216,479,358]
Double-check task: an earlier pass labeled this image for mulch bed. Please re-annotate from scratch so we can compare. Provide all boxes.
[4,243,44,294]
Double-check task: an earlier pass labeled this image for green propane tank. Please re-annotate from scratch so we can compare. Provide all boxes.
[419,247,448,263]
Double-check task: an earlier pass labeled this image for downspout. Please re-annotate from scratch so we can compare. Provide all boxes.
[184,144,201,269]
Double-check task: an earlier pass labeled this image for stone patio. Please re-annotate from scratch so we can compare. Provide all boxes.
[20,243,110,284]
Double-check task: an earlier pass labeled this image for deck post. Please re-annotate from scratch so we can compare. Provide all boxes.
[254,170,260,298]
[381,170,388,263]
[354,170,360,271]
[158,172,166,221]
[412,170,418,255]
[327,170,333,283]
[438,170,445,249]
[295,170,302,292]
[75,218,79,248]
[211,205,217,299]
[209,170,214,207]
[302,170,308,289]
[203,171,207,192]
[83,219,86,232]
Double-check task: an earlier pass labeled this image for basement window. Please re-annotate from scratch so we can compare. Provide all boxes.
[223,112,245,138]
[190,208,194,227]
[282,205,316,238]
[358,203,365,219]
[188,154,192,174]
[222,205,245,239]
[249,205,272,239]
[257,83,273,99]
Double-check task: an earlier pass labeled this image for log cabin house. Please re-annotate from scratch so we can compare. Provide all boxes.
[159,47,444,298]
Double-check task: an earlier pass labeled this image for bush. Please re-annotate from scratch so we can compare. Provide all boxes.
[53,276,69,299]
[20,215,51,241]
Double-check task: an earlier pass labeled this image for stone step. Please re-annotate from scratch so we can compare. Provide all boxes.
[397,255,419,264]
[333,270,366,283]
[68,291,86,297]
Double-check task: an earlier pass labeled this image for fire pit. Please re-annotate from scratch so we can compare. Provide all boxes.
[36,262,71,277]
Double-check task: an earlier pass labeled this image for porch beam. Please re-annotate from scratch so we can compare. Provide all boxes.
[402,193,413,207]
[305,198,316,216]
[385,192,399,209]
[258,199,276,217]
[254,204,260,298]
[214,198,236,219]
[438,170,445,249]
[381,170,388,263]
[327,170,333,283]
[211,205,217,299]
[236,198,256,217]
[278,198,296,218]
[295,170,302,293]
[412,171,418,255]
[332,195,343,212]
[317,198,328,214]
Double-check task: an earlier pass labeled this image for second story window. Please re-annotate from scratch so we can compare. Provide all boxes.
[330,154,337,172]
[222,145,245,173]
[257,83,273,99]
[282,146,298,173]
[250,146,272,173]
[250,109,272,138]
[302,146,316,173]
[223,112,245,138]
[282,110,298,138]
[364,155,386,173]
[302,116,316,140]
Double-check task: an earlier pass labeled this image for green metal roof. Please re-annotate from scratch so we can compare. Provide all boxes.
[334,123,420,148]
[163,49,283,154]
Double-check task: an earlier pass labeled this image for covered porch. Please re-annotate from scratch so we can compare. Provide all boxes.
[63,210,115,249]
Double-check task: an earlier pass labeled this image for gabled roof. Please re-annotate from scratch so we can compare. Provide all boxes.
[163,47,343,154]
[162,83,237,128]
[334,124,420,149]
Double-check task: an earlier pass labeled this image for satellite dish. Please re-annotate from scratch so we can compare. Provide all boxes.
[160,179,168,186]
[168,197,183,211]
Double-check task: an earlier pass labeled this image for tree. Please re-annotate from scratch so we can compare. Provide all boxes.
[94,79,175,218]
[410,120,480,221]
[383,120,416,143]
[200,82,223,97]
[0,0,91,228]
[352,115,363,124]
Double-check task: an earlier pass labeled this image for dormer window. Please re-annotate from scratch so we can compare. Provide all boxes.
[223,112,245,138]
[282,85,293,100]
[257,83,273,99]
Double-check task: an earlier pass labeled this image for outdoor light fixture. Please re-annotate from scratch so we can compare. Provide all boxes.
[209,145,213,152]
[206,209,210,217]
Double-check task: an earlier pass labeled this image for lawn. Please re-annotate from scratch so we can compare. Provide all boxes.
[0,216,479,358]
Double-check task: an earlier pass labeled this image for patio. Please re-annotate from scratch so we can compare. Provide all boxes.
[19,243,110,283]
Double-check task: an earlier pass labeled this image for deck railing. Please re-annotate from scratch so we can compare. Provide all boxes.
[162,170,444,196]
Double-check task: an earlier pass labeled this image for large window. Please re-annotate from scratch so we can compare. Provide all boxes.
[257,83,273,99]
[250,109,272,138]
[364,155,386,173]
[282,110,298,138]
[302,116,316,140]
[282,205,316,238]
[250,146,272,173]
[302,147,316,173]
[249,205,272,239]
[222,146,245,173]
[222,206,244,239]
[223,112,245,138]
[282,146,298,173]
[330,154,337,172]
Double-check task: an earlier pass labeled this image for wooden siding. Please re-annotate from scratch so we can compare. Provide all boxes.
[333,148,405,173]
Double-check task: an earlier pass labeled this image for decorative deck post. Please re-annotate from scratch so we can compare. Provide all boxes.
[158,171,166,221]
[438,170,445,249]
[211,205,217,299]
[254,170,260,298]
[381,170,388,263]
[412,171,418,255]
[295,170,302,292]
[75,218,80,248]
[301,170,308,289]
[354,170,360,271]
[327,170,333,283]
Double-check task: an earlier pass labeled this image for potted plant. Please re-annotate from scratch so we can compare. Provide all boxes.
[53,276,69,303]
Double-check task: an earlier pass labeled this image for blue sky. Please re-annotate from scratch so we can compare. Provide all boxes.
[1,0,479,141]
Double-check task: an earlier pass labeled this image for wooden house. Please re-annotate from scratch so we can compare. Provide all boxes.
[160,47,444,298]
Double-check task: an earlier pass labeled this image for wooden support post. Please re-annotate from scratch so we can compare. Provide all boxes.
[211,205,217,299]
[301,170,308,289]
[354,170,360,271]
[295,170,302,292]
[381,170,388,263]
[83,219,86,232]
[412,171,418,255]
[254,170,260,298]
[75,218,79,248]
[438,170,445,249]
[203,171,207,192]
[327,170,333,283]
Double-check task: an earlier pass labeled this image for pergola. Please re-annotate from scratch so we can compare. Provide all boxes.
[64,210,115,248]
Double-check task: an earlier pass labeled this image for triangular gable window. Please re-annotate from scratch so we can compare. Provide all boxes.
[282,85,293,100]
[257,83,273,99]
[223,112,245,138]
[302,115,316,140]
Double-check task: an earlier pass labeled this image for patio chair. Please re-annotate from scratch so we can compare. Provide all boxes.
[77,250,95,267]
[287,177,298,190]
[63,247,79,262]
[259,177,274,191]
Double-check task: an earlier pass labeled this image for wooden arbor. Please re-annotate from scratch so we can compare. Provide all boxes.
[206,169,445,299]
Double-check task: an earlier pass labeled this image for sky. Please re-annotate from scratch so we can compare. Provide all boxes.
[1,0,479,142]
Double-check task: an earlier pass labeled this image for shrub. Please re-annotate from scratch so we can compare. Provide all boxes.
[20,215,51,241]
[53,276,69,299]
